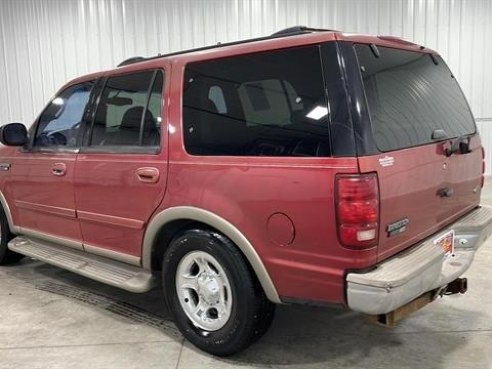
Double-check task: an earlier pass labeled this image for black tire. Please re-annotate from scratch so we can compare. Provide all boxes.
[162,228,275,356]
[0,207,23,265]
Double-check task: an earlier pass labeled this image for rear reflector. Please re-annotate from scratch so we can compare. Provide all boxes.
[336,173,379,249]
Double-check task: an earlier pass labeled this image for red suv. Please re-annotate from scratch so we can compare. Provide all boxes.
[0,27,491,356]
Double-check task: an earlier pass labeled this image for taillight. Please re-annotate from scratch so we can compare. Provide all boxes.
[481,147,486,188]
[336,173,379,249]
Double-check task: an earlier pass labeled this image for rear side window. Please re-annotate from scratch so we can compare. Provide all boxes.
[183,46,330,156]
[355,45,475,152]
[89,70,163,149]
[35,81,94,148]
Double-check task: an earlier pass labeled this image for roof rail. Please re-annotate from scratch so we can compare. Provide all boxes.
[271,26,335,36]
[116,26,335,67]
[117,56,146,67]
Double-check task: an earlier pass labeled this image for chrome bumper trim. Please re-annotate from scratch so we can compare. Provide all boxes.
[346,206,492,315]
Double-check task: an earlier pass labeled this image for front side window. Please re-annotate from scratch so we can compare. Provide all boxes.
[355,45,476,152]
[183,46,330,156]
[35,81,94,148]
[89,70,164,149]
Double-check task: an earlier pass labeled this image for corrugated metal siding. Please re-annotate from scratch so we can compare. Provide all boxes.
[0,0,491,167]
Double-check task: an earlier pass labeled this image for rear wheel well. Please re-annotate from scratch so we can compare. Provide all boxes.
[150,219,199,271]
[150,220,262,290]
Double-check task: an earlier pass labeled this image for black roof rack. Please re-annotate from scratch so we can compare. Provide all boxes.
[117,56,146,67]
[117,26,335,67]
[271,26,335,36]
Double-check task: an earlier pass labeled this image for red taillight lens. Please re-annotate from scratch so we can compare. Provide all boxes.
[336,173,379,249]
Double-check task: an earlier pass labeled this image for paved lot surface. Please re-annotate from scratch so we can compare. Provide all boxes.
[1,182,492,369]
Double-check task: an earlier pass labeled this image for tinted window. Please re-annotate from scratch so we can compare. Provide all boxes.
[355,45,475,152]
[90,70,163,148]
[183,46,330,156]
[35,81,94,148]
[208,86,227,114]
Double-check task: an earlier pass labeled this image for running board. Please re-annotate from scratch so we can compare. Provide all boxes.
[8,236,156,293]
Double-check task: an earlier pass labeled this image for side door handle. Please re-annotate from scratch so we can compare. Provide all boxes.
[0,163,11,171]
[136,167,160,183]
[52,162,67,176]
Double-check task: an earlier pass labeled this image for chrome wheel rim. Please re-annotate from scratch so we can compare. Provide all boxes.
[176,251,232,331]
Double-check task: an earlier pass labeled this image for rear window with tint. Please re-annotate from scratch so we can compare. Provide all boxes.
[183,46,330,157]
[355,45,475,152]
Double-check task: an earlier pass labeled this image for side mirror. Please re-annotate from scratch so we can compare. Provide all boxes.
[0,123,28,146]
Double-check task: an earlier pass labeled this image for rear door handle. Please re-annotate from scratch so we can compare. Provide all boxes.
[136,167,160,183]
[52,163,67,176]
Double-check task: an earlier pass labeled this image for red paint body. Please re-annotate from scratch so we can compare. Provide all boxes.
[0,32,482,305]
[359,136,482,262]
[5,152,81,242]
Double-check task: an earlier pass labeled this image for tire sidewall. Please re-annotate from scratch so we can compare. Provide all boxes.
[163,230,256,354]
[0,208,11,261]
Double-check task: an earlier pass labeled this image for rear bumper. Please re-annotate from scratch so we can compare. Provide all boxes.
[346,205,492,315]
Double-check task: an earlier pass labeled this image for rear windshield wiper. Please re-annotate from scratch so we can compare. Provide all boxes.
[431,129,447,140]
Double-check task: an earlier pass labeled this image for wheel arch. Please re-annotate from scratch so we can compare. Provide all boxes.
[0,190,19,233]
[142,206,281,304]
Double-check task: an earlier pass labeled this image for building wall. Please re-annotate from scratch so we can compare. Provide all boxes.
[0,0,491,167]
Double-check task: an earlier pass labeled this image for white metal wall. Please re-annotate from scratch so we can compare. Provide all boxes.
[0,0,491,164]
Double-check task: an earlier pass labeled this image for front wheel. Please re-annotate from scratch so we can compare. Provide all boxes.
[162,229,275,356]
[0,207,23,265]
